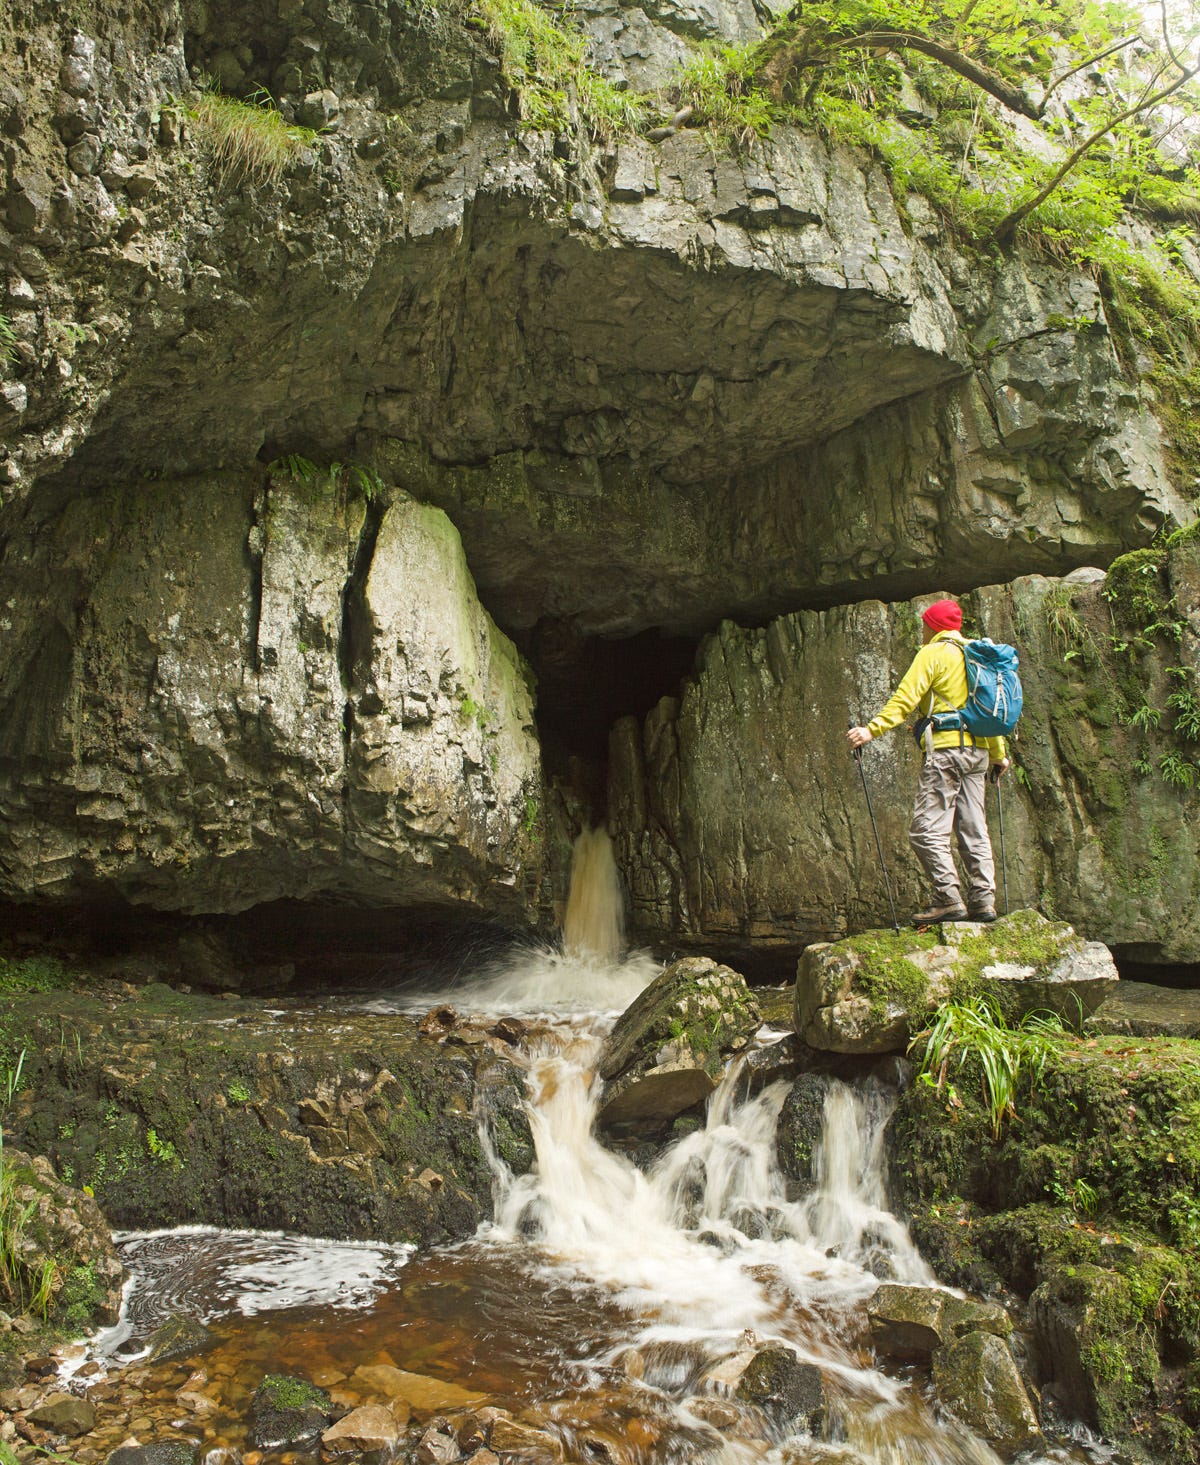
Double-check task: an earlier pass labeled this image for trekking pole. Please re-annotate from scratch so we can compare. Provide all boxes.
[850,723,901,933]
[990,764,1009,916]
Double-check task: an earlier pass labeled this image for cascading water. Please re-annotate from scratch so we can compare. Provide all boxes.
[562,826,625,964]
[482,1032,998,1464]
[88,832,1103,1464]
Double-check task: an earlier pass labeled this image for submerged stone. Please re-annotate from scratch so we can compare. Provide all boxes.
[29,1392,96,1436]
[145,1312,216,1364]
[106,1445,199,1465]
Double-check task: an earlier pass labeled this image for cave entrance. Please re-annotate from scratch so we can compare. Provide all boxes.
[518,620,699,766]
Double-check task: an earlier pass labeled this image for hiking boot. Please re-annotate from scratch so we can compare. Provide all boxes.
[911,903,968,926]
[968,906,997,923]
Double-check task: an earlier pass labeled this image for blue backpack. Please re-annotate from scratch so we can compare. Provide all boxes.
[958,638,1023,737]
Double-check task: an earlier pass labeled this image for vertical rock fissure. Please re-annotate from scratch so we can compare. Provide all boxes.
[337,497,386,790]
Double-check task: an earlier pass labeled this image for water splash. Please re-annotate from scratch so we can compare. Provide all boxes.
[355,826,658,1016]
[483,1037,961,1449]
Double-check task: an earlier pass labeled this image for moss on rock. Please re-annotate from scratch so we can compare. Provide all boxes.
[888,1033,1200,1459]
[3,979,533,1249]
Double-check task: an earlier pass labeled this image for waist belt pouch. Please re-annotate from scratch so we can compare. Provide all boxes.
[912,711,965,745]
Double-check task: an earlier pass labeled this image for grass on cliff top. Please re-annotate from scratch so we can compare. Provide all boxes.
[472,0,644,136]
[189,86,321,185]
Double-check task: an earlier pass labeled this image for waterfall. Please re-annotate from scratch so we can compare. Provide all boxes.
[410,826,656,1015]
[562,825,625,963]
[483,1036,1001,1462]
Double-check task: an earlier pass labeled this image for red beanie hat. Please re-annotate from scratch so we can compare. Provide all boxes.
[922,599,963,633]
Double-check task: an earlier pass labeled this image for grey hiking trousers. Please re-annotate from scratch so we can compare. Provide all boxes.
[909,747,994,910]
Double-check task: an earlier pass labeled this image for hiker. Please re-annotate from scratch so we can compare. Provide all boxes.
[846,598,1011,925]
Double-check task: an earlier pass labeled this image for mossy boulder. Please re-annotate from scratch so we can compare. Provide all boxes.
[867,1282,1012,1361]
[932,1331,1041,1456]
[795,910,1116,1054]
[733,1344,825,1431]
[597,957,761,1128]
[888,1032,1200,1460]
[250,1374,333,1450]
[775,1071,829,1193]
[0,1147,124,1330]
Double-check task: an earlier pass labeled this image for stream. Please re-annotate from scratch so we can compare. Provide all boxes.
[64,834,1118,1464]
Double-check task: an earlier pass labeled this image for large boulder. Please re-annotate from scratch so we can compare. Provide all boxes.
[0,478,543,918]
[611,539,1200,965]
[793,911,1116,1054]
[597,956,761,1127]
[932,1332,1041,1455]
[868,1283,1012,1361]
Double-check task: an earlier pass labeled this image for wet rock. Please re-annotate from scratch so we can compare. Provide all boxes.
[416,1422,462,1462]
[776,1072,829,1193]
[29,1392,96,1436]
[868,1283,1012,1361]
[597,958,761,1128]
[106,1444,200,1465]
[322,1404,403,1455]
[794,912,1116,1054]
[734,1345,825,1431]
[737,1034,804,1098]
[1086,980,1200,1038]
[486,1415,564,1457]
[868,1284,945,1359]
[932,1332,1041,1455]
[145,1313,216,1365]
[249,1374,333,1449]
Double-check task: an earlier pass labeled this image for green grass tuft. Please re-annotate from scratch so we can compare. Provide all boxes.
[188,85,320,186]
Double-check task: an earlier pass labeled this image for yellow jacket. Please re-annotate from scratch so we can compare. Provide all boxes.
[867,631,1008,762]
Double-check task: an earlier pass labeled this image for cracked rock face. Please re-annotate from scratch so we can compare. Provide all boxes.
[0,476,543,915]
[0,0,1191,925]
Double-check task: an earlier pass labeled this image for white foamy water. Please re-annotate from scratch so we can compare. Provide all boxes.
[92,1228,414,1360]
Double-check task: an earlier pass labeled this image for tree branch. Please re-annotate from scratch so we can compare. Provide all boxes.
[994,58,1200,242]
[1036,34,1140,115]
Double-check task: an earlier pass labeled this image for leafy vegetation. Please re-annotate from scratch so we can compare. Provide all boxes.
[0,956,71,995]
[268,453,384,503]
[1040,545,1200,789]
[472,0,644,136]
[0,312,16,368]
[1,1052,58,1321]
[913,994,1069,1137]
[188,84,320,185]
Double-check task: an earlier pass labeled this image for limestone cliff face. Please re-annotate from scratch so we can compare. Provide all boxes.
[0,475,542,915]
[609,538,1200,965]
[0,0,1192,932]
